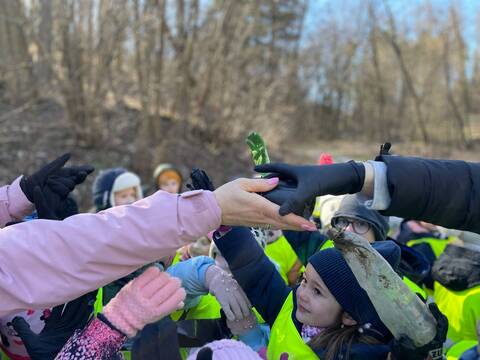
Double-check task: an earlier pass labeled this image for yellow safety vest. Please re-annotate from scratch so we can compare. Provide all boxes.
[268,292,319,360]
[171,251,182,266]
[266,236,304,284]
[171,294,265,323]
[402,276,427,301]
[446,340,478,360]
[171,294,222,321]
[94,287,104,315]
[434,282,480,345]
[121,350,131,360]
[320,239,334,250]
[407,237,449,259]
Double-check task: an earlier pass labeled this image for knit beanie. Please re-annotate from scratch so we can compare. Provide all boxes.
[308,241,401,340]
[187,339,261,360]
[92,168,143,211]
[332,195,389,241]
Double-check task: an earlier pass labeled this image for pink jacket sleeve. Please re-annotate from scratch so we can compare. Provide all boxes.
[0,177,34,228]
[0,189,221,317]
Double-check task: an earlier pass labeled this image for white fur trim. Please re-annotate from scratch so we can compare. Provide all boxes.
[110,172,143,207]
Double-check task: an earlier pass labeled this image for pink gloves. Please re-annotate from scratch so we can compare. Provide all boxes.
[103,267,185,338]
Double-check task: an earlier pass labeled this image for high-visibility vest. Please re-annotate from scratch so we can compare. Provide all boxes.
[402,276,427,301]
[446,340,478,360]
[434,282,480,345]
[266,236,304,284]
[267,292,319,360]
[407,237,449,259]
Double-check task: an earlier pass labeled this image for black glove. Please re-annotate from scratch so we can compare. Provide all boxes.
[32,186,59,220]
[20,153,94,202]
[391,303,448,360]
[32,186,78,220]
[11,291,97,360]
[132,318,182,360]
[187,168,215,191]
[254,162,365,216]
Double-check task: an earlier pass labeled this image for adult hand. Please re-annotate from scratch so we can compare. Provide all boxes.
[20,153,94,203]
[12,291,97,360]
[205,265,252,321]
[213,178,316,231]
[254,162,365,216]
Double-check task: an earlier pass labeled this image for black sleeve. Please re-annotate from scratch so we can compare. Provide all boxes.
[282,230,328,265]
[378,155,480,232]
[213,226,290,327]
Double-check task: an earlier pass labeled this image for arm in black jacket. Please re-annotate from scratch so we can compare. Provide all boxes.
[213,226,290,327]
[282,230,328,266]
[378,155,480,233]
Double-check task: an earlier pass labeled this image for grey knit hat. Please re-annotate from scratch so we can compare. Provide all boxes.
[331,195,389,241]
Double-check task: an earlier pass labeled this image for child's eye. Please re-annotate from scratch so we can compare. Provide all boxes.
[301,276,307,285]
[314,288,322,296]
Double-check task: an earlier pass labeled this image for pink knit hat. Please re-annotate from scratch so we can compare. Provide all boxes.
[187,339,261,360]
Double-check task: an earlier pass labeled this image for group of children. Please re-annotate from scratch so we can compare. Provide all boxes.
[0,153,479,360]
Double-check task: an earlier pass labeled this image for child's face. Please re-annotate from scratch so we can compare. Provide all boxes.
[113,186,139,206]
[159,179,180,194]
[296,264,342,328]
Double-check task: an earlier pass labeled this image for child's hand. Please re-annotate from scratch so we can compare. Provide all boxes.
[103,267,185,338]
[226,312,257,336]
[205,265,251,321]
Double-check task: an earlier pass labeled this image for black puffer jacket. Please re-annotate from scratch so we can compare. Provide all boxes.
[377,155,480,233]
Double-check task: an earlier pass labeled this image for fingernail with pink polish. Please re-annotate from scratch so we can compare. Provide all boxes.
[267,177,279,185]
[302,223,317,232]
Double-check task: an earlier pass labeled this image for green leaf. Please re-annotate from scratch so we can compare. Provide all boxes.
[246,131,270,166]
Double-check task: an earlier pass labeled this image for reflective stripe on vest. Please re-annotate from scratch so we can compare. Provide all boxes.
[446,340,478,360]
[268,292,319,360]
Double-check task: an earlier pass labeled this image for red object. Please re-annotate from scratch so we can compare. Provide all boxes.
[318,153,334,165]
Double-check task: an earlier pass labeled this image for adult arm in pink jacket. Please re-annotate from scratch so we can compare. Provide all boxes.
[0,177,34,228]
[0,189,221,317]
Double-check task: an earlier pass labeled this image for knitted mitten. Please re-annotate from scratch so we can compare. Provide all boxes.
[103,267,185,338]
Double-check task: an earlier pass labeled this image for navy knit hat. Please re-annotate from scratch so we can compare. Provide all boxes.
[308,241,401,340]
[332,195,389,241]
